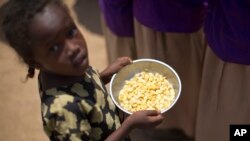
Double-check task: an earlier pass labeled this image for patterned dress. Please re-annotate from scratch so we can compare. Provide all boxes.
[39,67,122,141]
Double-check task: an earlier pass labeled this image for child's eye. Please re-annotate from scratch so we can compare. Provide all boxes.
[67,26,77,38]
[49,45,60,53]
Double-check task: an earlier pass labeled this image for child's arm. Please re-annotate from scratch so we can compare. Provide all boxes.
[100,57,132,84]
[105,110,164,141]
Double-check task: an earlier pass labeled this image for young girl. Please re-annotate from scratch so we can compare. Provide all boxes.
[2,0,164,141]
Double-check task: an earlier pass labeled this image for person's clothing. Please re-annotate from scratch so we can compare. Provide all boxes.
[195,47,250,141]
[133,0,207,33]
[132,19,206,138]
[132,1,208,139]
[100,14,136,63]
[195,1,250,140]
[99,0,134,36]
[39,67,122,141]
[131,128,194,141]
[99,0,136,63]
[205,0,250,65]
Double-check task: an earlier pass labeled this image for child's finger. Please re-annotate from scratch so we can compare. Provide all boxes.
[149,115,164,125]
[119,57,132,65]
[143,110,160,116]
[127,57,133,63]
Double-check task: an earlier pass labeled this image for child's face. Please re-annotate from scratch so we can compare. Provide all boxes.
[28,3,89,76]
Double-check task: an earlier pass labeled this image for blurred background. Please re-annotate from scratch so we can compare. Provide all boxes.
[0,0,108,140]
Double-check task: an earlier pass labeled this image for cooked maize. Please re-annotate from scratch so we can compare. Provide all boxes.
[118,71,175,113]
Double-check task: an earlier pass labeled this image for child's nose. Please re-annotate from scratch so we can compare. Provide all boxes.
[66,41,80,57]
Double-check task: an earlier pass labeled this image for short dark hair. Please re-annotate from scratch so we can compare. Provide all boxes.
[2,0,61,79]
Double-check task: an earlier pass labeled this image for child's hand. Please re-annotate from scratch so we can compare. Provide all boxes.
[105,110,163,141]
[126,110,164,129]
[100,57,132,84]
[107,57,132,74]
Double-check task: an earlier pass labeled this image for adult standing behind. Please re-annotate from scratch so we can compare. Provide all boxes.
[195,0,250,141]
[131,0,207,140]
[99,0,137,63]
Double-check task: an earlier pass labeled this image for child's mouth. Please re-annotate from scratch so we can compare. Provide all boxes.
[72,53,87,67]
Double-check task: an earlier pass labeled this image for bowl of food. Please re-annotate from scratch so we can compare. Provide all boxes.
[109,58,182,115]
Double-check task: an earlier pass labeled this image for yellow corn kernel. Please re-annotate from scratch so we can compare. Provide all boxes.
[118,71,175,113]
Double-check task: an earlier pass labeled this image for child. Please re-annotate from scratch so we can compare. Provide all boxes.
[2,0,164,141]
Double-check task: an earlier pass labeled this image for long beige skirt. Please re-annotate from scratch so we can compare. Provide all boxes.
[131,19,206,139]
[100,15,137,63]
[195,47,250,141]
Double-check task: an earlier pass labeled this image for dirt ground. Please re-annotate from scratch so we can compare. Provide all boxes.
[0,0,108,140]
